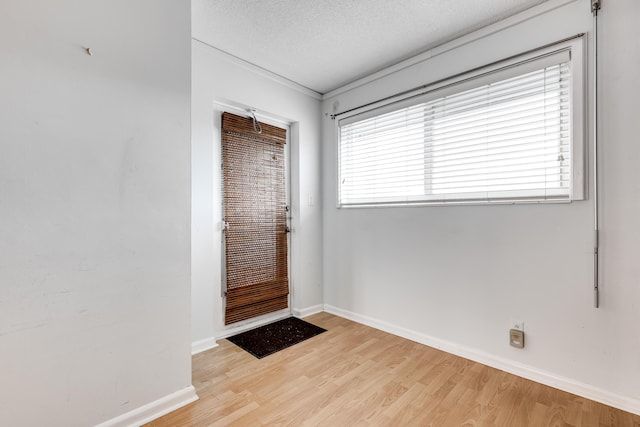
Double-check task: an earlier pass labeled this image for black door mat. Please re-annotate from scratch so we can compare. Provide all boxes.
[226,317,326,359]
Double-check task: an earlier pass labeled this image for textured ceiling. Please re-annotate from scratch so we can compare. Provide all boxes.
[193,0,549,94]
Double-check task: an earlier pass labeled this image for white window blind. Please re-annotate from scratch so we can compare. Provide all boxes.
[338,47,583,207]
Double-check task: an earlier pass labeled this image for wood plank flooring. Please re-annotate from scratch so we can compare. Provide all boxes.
[147,313,640,426]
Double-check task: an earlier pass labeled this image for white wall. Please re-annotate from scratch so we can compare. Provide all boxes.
[0,1,193,426]
[322,0,640,413]
[191,38,323,345]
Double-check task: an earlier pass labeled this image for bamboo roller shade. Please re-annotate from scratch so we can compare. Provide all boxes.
[222,112,289,325]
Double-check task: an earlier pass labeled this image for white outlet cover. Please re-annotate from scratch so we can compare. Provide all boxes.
[511,320,524,331]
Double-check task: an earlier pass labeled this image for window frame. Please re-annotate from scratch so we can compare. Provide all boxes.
[336,38,585,208]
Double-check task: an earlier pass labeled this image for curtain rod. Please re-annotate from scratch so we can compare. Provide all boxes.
[330,33,585,120]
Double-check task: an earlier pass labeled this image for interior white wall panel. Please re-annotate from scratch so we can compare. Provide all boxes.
[322,0,640,411]
[0,1,193,426]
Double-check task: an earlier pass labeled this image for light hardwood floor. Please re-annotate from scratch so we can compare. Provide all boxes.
[148,312,640,426]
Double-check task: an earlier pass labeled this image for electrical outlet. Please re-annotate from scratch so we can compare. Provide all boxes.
[511,320,524,332]
[510,329,525,348]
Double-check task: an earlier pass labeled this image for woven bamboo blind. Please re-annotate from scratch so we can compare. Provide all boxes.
[221,112,288,325]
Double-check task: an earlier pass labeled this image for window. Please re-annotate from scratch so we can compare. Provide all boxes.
[338,42,584,207]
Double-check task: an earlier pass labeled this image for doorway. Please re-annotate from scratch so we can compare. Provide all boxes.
[221,112,290,325]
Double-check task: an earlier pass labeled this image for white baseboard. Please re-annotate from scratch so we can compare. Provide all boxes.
[292,304,324,318]
[215,309,291,340]
[323,305,640,417]
[96,386,198,427]
[199,306,324,346]
[191,337,219,355]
